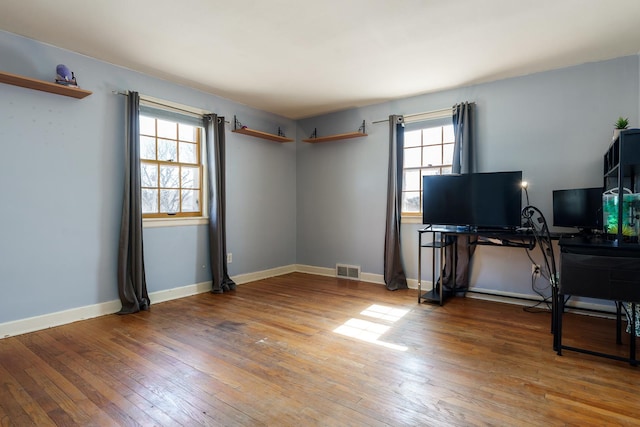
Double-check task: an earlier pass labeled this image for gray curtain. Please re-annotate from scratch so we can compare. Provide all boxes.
[384,115,409,290]
[452,102,475,174]
[441,102,477,291]
[117,91,150,314]
[204,114,236,293]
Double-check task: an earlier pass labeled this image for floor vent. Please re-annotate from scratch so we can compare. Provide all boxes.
[336,264,361,280]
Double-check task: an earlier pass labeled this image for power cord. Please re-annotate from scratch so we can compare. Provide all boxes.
[521,205,558,313]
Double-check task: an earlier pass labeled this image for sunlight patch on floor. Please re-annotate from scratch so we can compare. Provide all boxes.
[333,304,409,351]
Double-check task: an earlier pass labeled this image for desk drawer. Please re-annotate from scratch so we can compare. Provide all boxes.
[560,253,640,301]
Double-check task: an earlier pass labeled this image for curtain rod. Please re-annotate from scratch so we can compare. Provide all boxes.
[372,102,475,124]
[112,90,229,122]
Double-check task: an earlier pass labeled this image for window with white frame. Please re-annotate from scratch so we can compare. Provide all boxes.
[139,104,205,218]
[402,121,454,215]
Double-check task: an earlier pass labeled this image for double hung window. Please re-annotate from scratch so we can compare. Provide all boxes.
[139,103,205,218]
[402,118,454,217]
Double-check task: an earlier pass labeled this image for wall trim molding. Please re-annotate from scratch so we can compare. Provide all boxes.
[0,264,615,339]
[0,265,298,339]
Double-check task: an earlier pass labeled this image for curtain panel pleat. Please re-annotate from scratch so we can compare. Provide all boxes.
[442,102,477,291]
[384,115,408,291]
[204,114,236,293]
[452,102,476,175]
[117,91,150,314]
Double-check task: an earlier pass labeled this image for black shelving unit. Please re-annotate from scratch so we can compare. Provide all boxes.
[417,227,455,305]
[603,129,640,243]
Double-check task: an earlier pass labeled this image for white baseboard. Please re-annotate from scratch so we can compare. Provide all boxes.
[295,264,335,277]
[466,287,616,315]
[151,281,212,304]
[295,264,388,287]
[0,264,299,339]
[0,280,214,339]
[0,299,123,339]
[0,264,616,339]
[233,265,297,284]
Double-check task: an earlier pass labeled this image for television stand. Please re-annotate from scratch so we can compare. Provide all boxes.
[417,227,456,305]
[417,225,538,305]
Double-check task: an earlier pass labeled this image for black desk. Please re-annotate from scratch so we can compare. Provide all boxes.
[556,236,640,365]
[417,225,537,305]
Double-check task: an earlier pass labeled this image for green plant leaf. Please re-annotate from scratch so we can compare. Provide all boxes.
[615,116,629,129]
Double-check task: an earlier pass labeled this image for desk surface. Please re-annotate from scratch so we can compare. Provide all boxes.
[556,234,640,365]
[419,225,562,240]
[559,235,640,255]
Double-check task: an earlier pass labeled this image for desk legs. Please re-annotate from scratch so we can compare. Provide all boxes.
[438,234,444,306]
[417,230,450,306]
[631,303,637,366]
[552,285,559,352]
[616,302,622,345]
[555,294,638,365]
[556,292,563,355]
[417,237,422,303]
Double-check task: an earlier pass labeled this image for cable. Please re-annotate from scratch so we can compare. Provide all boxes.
[520,205,558,313]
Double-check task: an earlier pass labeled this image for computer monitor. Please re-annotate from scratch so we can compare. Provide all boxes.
[552,187,603,232]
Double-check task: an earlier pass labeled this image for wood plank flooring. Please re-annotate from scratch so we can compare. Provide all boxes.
[1,272,640,426]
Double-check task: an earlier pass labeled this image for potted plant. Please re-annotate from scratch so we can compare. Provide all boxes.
[613,116,629,141]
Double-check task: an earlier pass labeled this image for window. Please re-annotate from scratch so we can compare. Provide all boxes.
[139,114,204,218]
[402,123,454,215]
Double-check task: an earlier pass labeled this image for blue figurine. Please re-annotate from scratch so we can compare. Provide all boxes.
[55,64,78,87]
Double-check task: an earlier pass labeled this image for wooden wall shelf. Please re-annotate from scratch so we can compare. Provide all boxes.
[303,121,367,143]
[232,127,293,143]
[0,70,92,99]
[302,131,367,143]
[232,116,293,143]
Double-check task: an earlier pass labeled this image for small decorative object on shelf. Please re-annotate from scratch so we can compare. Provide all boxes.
[231,115,293,143]
[302,120,368,143]
[0,69,91,99]
[613,116,629,141]
[55,64,78,87]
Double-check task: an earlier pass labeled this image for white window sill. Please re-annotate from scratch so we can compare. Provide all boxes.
[143,217,209,228]
[401,216,422,224]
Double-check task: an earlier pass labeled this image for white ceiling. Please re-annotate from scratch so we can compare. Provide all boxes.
[1,0,640,119]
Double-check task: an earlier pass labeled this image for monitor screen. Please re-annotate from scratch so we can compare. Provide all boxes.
[422,171,523,229]
[552,187,603,231]
[422,174,471,226]
[471,171,523,229]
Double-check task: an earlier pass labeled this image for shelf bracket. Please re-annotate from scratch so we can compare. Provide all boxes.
[277,127,287,138]
[309,128,317,139]
[234,115,244,131]
[358,120,366,134]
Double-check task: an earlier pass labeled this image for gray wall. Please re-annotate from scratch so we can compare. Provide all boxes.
[0,30,296,324]
[1,27,639,326]
[297,55,640,297]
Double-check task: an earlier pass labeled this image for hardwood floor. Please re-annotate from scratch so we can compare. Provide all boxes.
[1,272,639,426]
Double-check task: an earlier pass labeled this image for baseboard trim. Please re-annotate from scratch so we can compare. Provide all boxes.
[0,264,300,339]
[0,300,122,339]
[466,287,616,315]
[0,280,214,339]
[295,264,335,277]
[0,264,617,339]
[233,265,297,284]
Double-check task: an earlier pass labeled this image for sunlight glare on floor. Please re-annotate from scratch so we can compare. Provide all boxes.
[361,304,409,322]
[333,304,409,351]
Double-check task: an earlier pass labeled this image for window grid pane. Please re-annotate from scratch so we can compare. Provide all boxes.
[140,117,203,218]
[402,124,455,216]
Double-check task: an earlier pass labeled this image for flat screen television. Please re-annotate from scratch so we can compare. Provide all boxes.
[422,171,523,229]
[421,174,471,226]
[552,187,603,232]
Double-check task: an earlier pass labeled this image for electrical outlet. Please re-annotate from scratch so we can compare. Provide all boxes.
[227,253,232,263]
[532,264,540,279]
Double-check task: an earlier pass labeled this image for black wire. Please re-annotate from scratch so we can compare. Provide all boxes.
[520,205,558,313]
